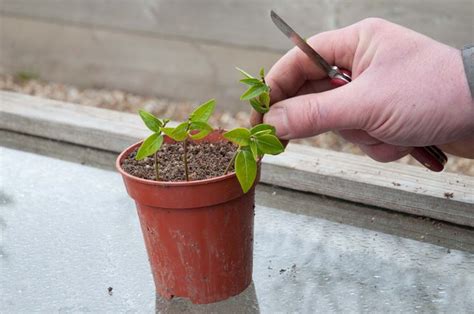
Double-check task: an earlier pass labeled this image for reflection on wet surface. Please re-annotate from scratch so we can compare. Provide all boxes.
[0,190,13,206]
[155,282,259,313]
[1,147,473,313]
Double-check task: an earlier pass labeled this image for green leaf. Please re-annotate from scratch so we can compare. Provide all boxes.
[250,141,258,160]
[250,124,276,135]
[189,99,216,122]
[171,122,189,141]
[259,91,270,109]
[240,85,269,101]
[240,78,262,86]
[189,121,213,140]
[249,98,268,114]
[135,133,164,160]
[259,67,265,79]
[236,67,254,79]
[138,110,162,132]
[162,123,188,142]
[161,127,175,138]
[252,129,273,136]
[235,149,257,193]
[223,128,251,146]
[255,134,285,155]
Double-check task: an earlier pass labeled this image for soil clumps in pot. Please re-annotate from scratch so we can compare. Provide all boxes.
[121,141,236,181]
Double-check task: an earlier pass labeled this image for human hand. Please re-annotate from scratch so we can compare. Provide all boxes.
[252,18,474,161]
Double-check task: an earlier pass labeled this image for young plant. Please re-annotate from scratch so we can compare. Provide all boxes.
[222,67,285,193]
[223,124,284,193]
[135,111,170,180]
[236,67,271,114]
[161,99,216,181]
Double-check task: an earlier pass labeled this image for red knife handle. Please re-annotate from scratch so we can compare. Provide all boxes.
[330,68,448,172]
[331,69,352,87]
[410,146,447,172]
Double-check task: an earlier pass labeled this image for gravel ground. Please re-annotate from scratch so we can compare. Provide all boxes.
[1,73,472,176]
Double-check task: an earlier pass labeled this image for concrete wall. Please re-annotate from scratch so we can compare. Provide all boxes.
[1,0,473,112]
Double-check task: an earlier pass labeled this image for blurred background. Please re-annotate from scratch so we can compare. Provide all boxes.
[1,0,473,174]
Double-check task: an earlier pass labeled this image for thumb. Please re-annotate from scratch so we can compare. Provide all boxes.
[263,83,365,139]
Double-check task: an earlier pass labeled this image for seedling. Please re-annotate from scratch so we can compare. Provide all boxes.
[135,110,170,180]
[161,99,216,181]
[223,124,284,193]
[236,67,271,114]
[133,68,284,193]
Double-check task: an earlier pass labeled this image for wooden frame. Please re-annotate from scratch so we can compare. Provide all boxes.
[1,91,473,227]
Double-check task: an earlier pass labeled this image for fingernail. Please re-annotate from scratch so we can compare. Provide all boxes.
[263,107,289,139]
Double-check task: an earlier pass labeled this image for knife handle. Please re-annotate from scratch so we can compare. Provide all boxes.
[410,146,447,172]
[331,69,448,172]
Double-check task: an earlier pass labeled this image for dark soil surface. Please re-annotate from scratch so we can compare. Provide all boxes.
[121,141,237,181]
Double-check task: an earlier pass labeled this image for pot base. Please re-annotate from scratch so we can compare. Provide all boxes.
[136,190,254,304]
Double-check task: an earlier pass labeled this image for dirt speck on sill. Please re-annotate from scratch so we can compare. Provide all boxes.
[444,192,454,199]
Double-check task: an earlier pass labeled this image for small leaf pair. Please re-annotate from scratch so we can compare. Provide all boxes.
[135,111,170,160]
[236,67,271,114]
[223,123,284,193]
[161,99,215,142]
[159,99,216,181]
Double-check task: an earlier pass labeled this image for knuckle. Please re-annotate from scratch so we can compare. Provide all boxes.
[360,17,388,31]
[284,98,320,138]
[304,97,322,133]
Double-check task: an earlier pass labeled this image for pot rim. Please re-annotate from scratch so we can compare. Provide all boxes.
[116,139,239,187]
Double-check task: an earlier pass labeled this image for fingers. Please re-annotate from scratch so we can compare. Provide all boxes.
[255,25,359,130]
[337,130,381,145]
[263,80,366,139]
[265,25,359,104]
[439,135,474,158]
[295,78,334,97]
[250,78,334,127]
[250,111,262,127]
[251,24,358,128]
[338,130,411,162]
[359,143,412,162]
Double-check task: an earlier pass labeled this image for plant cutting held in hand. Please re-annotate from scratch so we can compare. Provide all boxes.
[134,110,170,180]
[222,67,285,193]
[236,67,271,114]
[161,99,216,181]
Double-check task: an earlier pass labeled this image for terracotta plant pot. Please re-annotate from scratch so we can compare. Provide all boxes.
[116,130,259,304]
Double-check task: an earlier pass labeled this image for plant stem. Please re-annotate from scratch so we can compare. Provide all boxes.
[154,151,160,181]
[223,148,239,175]
[183,138,189,181]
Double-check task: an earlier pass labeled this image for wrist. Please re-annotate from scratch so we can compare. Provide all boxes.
[447,47,474,139]
[461,44,474,98]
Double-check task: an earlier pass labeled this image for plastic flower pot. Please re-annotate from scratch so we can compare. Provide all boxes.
[116,130,259,304]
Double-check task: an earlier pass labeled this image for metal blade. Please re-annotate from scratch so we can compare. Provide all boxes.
[270,10,332,75]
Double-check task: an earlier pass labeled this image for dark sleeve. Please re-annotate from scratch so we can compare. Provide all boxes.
[462,44,474,98]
